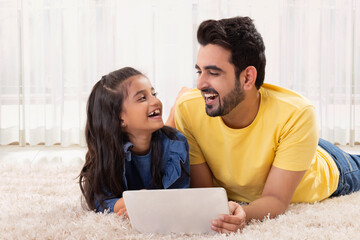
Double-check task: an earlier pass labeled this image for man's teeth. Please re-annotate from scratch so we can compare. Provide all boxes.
[204,93,218,99]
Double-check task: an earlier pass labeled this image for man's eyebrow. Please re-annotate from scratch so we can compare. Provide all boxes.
[195,64,224,72]
[133,87,155,98]
[205,65,224,72]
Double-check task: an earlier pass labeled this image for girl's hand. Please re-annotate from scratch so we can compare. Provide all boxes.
[117,207,129,218]
[211,201,246,234]
[116,190,147,218]
[114,198,126,213]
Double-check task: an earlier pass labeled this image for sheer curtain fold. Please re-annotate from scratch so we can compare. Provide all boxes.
[0,0,194,146]
[0,0,359,146]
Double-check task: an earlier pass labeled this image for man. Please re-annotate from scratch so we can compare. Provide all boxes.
[167,16,360,234]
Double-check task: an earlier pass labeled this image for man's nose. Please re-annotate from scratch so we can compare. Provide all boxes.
[196,73,209,90]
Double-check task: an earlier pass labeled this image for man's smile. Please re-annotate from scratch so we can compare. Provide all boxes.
[204,92,219,105]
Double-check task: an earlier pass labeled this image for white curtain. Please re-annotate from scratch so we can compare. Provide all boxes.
[0,0,359,146]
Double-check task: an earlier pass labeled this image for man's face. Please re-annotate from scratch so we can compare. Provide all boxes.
[196,44,245,117]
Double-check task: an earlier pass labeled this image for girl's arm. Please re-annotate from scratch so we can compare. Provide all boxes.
[95,195,120,213]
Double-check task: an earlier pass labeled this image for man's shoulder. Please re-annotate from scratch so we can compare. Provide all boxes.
[260,83,318,134]
[177,88,203,106]
[174,88,207,133]
[261,83,313,110]
[175,88,205,118]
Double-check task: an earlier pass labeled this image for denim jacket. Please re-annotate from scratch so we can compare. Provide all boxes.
[95,130,190,213]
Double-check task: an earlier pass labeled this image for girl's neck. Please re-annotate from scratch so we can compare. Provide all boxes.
[128,132,152,156]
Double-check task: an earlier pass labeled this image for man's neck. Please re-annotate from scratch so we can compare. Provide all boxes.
[221,91,261,129]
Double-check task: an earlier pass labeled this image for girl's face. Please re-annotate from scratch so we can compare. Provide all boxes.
[120,75,164,136]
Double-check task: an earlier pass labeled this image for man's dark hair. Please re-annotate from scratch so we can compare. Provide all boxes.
[197,16,266,89]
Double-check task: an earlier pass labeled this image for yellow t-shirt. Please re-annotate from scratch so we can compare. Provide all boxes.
[175,83,339,203]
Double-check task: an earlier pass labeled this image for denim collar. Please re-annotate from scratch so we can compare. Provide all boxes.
[123,142,134,162]
[122,131,189,190]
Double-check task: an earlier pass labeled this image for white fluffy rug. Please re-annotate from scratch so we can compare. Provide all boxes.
[1,163,360,240]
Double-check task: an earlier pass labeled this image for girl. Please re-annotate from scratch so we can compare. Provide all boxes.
[79,67,190,213]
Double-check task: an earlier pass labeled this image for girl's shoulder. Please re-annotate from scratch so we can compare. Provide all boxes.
[158,127,188,154]
[159,126,187,143]
[160,129,190,189]
[173,129,187,143]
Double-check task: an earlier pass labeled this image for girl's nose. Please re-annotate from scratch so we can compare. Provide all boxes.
[150,94,162,107]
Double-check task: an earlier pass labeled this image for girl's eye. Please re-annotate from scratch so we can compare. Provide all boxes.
[152,92,158,97]
[138,95,146,101]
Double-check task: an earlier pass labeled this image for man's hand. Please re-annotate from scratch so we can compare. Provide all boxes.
[211,201,246,234]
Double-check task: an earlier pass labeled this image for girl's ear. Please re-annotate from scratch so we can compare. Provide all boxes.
[119,113,126,127]
[120,115,126,127]
[120,120,126,127]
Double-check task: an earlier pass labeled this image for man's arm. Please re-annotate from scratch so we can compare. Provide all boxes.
[165,105,176,128]
[243,166,306,219]
[212,166,306,234]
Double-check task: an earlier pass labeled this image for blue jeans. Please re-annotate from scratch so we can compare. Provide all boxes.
[318,138,360,197]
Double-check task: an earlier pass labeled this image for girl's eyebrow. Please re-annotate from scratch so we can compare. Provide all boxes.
[133,87,155,98]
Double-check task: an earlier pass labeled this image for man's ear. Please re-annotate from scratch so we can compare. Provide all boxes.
[243,66,257,90]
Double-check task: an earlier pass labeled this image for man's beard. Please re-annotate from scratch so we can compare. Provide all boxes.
[205,78,245,117]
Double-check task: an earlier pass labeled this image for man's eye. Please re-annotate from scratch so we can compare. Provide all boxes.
[209,72,219,76]
[196,70,202,75]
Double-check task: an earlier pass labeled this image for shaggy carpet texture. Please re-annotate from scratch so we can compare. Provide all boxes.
[1,163,360,240]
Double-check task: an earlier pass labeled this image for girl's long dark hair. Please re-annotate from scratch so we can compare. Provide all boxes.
[79,67,177,211]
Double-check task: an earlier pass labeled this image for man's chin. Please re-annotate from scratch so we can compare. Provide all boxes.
[205,105,222,117]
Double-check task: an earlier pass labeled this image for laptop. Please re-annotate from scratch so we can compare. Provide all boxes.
[123,187,229,234]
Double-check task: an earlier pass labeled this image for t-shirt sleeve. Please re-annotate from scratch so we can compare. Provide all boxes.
[273,106,319,171]
[174,96,206,165]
